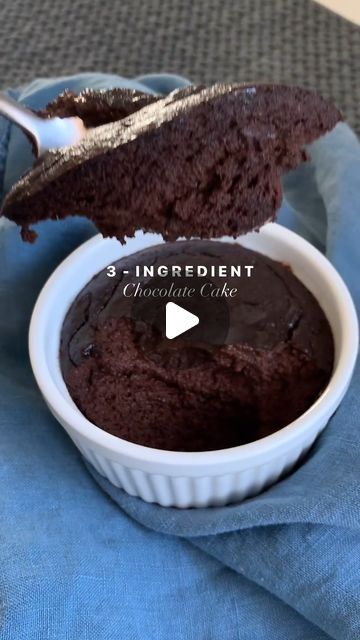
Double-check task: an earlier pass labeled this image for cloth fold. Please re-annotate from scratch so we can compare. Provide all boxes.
[0,73,359,640]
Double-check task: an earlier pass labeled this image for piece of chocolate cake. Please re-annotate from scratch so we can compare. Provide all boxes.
[36,87,160,128]
[60,240,334,452]
[1,84,341,242]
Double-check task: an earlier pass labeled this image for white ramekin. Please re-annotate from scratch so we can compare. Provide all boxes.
[29,224,358,508]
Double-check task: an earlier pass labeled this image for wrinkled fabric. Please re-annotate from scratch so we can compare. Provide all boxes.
[0,73,359,640]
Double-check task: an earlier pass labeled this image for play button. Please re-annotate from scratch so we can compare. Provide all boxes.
[166,302,199,339]
[130,262,230,369]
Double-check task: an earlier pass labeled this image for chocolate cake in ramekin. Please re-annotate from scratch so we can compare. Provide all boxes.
[28,226,358,507]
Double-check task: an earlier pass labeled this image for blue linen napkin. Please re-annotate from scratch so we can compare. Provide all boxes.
[0,73,359,640]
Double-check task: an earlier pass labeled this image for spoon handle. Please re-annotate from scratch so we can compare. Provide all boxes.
[0,92,86,156]
[0,92,43,150]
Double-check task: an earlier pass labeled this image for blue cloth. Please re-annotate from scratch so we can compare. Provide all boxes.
[0,73,359,640]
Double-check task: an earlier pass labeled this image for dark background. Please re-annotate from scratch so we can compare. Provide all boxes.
[0,0,358,132]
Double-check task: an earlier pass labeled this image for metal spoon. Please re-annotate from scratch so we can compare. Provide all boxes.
[0,92,87,156]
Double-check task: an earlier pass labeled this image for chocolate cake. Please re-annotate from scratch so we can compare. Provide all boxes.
[37,87,159,128]
[1,84,341,243]
[60,241,334,452]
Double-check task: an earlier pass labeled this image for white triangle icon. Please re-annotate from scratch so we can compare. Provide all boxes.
[165,302,199,339]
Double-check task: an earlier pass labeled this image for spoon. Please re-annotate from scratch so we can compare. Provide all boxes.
[0,92,87,156]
